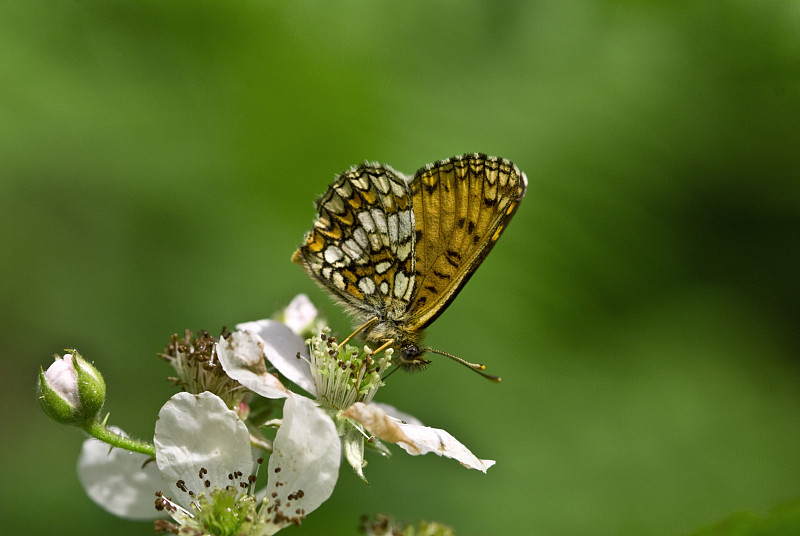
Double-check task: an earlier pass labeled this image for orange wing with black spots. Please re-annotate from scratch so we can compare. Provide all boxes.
[405,154,527,330]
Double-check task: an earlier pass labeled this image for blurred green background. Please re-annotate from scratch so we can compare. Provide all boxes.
[3,1,799,535]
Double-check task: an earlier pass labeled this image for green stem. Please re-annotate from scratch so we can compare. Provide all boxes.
[84,420,156,458]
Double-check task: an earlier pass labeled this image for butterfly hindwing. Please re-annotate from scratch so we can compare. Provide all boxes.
[292,163,417,323]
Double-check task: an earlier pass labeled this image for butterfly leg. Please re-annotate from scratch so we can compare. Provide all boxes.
[369,339,394,357]
[338,317,378,348]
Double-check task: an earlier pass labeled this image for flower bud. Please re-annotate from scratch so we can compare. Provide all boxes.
[38,351,106,425]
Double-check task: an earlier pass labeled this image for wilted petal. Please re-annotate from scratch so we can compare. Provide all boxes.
[155,392,253,500]
[341,402,415,447]
[235,319,316,395]
[395,423,496,472]
[77,428,165,520]
[371,401,424,426]
[343,402,495,473]
[217,330,291,399]
[259,395,340,531]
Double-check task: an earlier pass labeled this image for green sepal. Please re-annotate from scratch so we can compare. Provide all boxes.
[342,425,368,484]
[73,351,106,419]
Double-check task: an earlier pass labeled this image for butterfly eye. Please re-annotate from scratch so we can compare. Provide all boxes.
[400,344,431,368]
[401,344,421,362]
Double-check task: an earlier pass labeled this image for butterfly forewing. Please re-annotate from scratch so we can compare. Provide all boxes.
[405,154,527,331]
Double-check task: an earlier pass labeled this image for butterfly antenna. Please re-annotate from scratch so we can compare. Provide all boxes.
[426,348,502,382]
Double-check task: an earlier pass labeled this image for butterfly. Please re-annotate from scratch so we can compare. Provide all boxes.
[292,153,527,380]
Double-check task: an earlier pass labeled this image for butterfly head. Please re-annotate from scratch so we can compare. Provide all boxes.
[398,342,432,371]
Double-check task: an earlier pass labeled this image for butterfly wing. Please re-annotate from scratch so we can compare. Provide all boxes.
[292,163,417,323]
[405,153,527,331]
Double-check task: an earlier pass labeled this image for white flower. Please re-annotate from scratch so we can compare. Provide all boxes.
[217,320,496,479]
[77,391,339,535]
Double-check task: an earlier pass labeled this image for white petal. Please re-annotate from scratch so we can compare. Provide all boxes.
[342,402,495,473]
[394,422,496,472]
[154,392,253,501]
[371,401,424,426]
[281,294,318,335]
[341,402,415,446]
[44,354,79,406]
[77,427,166,520]
[259,395,340,530]
[217,330,291,399]
[234,319,316,395]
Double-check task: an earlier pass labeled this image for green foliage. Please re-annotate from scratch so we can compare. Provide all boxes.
[689,498,800,536]
[4,1,799,535]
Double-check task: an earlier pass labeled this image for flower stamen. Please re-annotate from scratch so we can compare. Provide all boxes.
[306,329,392,410]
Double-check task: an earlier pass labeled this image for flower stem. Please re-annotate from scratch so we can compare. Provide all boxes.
[84,420,156,458]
